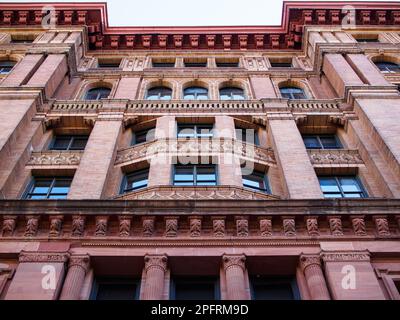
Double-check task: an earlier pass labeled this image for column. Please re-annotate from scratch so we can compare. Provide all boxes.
[148,116,176,187]
[322,251,385,300]
[142,255,168,300]
[215,116,242,187]
[5,251,69,300]
[268,113,323,199]
[26,54,68,98]
[222,255,248,300]
[59,255,90,300]
[249,76,277,99]
[346,54,390,86]
[322,53,364,96]
[68,112,123,199]
[114,77,141,100]
[299,254,330,300]
[0,54,44,87]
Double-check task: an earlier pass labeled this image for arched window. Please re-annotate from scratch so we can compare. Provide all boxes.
[183,87,208,100]
[219,87,245,100]
[374,61,400,74]
[280,87,307,99]
[146,86,172,100]
[85,87,111,100]
[0,61,16,75]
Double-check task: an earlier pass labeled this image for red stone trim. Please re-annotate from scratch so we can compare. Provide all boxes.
[144,255,168,272]
[19,251,70,263]
[321,251,371,263]
[222,255,246,271]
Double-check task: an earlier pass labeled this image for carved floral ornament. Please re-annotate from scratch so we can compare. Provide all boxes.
[27,152,82,167]
[222,255,246,271]
[144,255,168,272]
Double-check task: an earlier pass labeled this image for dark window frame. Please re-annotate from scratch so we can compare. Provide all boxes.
[97,61,121,69]
[84,87,111,100]
[152,61,176,68]
[173,164,218,187]
[50,135,89,151]
[23,177,72,200]
[131,128,155,146]
[270,62,293,68]
[90,277,141,300]
[318,176,368,199]
[146,86,173,100]
[280,87,307,99]
[216,61,240,68]
[0,61,16,75]
[219,87,246,100]
[250,276,301,300]
[121,169,149,194]
[242,170,271,194]
[183,86,209,100]
[177,124,214,139]
[184,61,208,68]
[375,62,400,74]
[170,276,221,300]
[302,135,342,150]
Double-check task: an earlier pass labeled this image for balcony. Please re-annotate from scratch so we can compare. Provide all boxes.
[115,138,276,167]
[26,151,83,169]
[308,149,364,167]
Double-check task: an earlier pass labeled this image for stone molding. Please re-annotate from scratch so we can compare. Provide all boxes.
[27,151,83,167]
[308,149,364,166]
[19,251,70,263]
[321,251,371,263]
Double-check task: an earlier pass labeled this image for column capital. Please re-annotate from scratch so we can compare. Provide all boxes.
[144,255,168,272]
[222,254,246,271]
[19,251,70,263]
[299,254,322,272]
[68,255,90,272]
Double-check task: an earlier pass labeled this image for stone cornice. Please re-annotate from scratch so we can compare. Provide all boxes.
[19,251,70,263]
[321,251,371,263]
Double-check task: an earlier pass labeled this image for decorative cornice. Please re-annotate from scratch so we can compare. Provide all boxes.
[19,251,70,263]
[321,251,371,263]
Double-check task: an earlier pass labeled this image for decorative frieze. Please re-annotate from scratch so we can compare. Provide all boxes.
[19,251,70,263]
[165,217,179,238]
[49,216,63,237]
[329,216,344,236]
[72,216,85,237]
[235,217,249,237]
[119,216,132,237]
[259,217,273,237]
[306,216,319,236]
[374,216,391,236]
[95,216,108,237]
[143,217,155,237]
[189,217,202,237]
[27,151,82,167]
[321,251,371,263]
[308,149,364,166]
[1,215,17,237]
[24,216,39,237]
[283,218,296,237]
[351,216,367,236]
[212,217,226,237]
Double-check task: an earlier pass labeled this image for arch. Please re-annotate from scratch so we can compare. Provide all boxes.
[277,79,311,99]
[79,80,114,100]
[370,55,400,73]
[183,86,209,100]
[146,86,173,100]
[218,80,247,100]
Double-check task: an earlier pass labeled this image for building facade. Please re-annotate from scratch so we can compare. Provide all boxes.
[0,1,400,300]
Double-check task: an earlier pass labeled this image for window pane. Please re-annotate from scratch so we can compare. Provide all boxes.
[70,137,88,150]
[303,136,321,149]
[324,193,343,198]
[153,62,175,68]
[146,87,172,100]
[319,178,340,192]
[48,195,68,200]
[28,195,47,199]
[185,62,207,67]
[31,180,52,194]
[178,126,196,138]
[173,278,217,300]
[85,88,111,100]
[216,62,239,68]
[51,179,71,195]
[174,166,194,182]
[320,136,340,149]
[95,282,138,300]
[220,87,245,100]
[52,137,72,150]
[125,170,149,192]
[339,178,362,192]
[344,193,362,198]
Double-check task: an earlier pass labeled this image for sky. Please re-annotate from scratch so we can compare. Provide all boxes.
[2,0,396,26]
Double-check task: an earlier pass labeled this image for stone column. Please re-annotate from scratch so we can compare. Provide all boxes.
[346,54,390,86]
[68,112,123,199]
[299,254,330,300]
[142,255,168,300]
[59,255,90,300]
[0,54,44,87]
[222,255,248,300]
[268,112,323,199]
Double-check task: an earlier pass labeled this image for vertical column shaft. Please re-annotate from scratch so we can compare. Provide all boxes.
[142,255,168,300]
[60,255,90,300]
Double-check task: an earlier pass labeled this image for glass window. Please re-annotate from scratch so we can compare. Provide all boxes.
[216,61,239,68]
[183,87,209,100]
[177,124,213,139]
[51,136,88,151]
[24,177,72,200]
[250,277,300,300]
[280,87,307,99]
[132,128,155,145]
[0,61,16,74]
[185,61,207,68]
[84,87,111,100]
[171,277,220,300]
[303,135,342,149]
[270,62,292,68]
[375,62,400,73]
[90,278,140,300]
[98,61,121,68]
[152,61,175,68]
[146,86,172,100]
[236,128,259,146]
[242,171,270,193]
[122,169,149,193]
[174,165,217,186]
[219,87,245,100]
[319,176,367,198]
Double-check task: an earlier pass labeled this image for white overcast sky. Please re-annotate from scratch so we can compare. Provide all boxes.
[3,0,395,26]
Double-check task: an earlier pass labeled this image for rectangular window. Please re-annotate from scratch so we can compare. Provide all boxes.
[50,135,89,151]
[250,276,300,300]
[216,61,239,68]
[303,135,342,149]
[177,124,214,139]
[270,62,293,68]
[132,129,155,145]
[122,169,149,193]
[152,61,175,68]
[90,278,140,300]
[242,171,270,193]
[236,128,260,146]
[170,277,220,300]
[174,165,217,186]
[98,60,121,68]
[184,61,207,68]
[319,176,367,198]
[24,177,72,200]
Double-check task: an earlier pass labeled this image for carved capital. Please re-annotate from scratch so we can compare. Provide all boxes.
[68,255,90,273]
[222,255,246,271]
[299,254,322,272]
[19,251,70,263]
[144,255,168,272]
